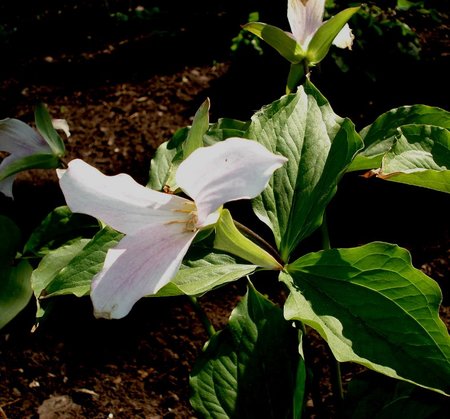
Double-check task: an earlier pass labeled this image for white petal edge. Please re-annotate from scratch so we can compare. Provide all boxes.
[332,23,354,50]
[91,222,197,319]
[0,118,49,155]
[52,119,71,138]
[288,0,325,49]
[58,159,194,235]
[176,138,288,226]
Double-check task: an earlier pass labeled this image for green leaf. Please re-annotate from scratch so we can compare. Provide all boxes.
[214,209,282,269]
[348,105,450,172]
[147,140,178,190]
[0,260,33,329]
[343,371,450,419]
[31,238,90,299]
[42,227,123,298]
[156,247,257,297]
[204,118,250,145]
[248,82,362,261]
[190,284,304,418]
[183,98,210,158]
[34,103,66,156]
[371,124,450,193]
[23,206,98,255]
[307,7,360,65]
[0,153,60,182]
[282,242,450,395]
[0,215,20,266]
[242,22,305,63]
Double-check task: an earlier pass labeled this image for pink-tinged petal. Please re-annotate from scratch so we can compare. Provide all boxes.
[332,23,354,50]
[288,0,325,49]
[0,118,49,155]
[58,159,194,235]
[91,222,197,319]
[0,118,52,197]
[176,138,287,226]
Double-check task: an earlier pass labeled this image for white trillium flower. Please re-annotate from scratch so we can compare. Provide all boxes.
[0,118,70,198]
[58,138,287,319]
[288,0,354,51]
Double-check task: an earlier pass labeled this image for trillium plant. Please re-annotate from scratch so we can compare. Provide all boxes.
[1,1,450,417]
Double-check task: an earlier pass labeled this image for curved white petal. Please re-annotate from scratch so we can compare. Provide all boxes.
[58,159,194,235]
[176,138,287,226]
[288,0,325,49]
[332,23,354,50]
[0,118,52,198]
[0,118,49,155]
[52,119,71,138]
[91,222,197,319]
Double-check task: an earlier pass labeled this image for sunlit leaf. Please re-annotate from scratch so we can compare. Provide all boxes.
[183,98,210,158]
[348,105,450,172]
[243,22,305,63]
[370,124,450,193]
[156,247,257,297]
[147,140,178,190]
[307,7,360,65]
[190,284,304,418]
[42,226,123,298]
[282,242,450,395]
[34,103,66,156]
[248,81,362,261]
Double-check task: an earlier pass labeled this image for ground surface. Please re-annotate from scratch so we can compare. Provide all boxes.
[0,2,449,418]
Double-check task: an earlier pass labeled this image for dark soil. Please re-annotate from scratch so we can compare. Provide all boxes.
[0,2,449,418]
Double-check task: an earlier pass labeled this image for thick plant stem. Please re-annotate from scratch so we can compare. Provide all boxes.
[188,296,216,338]
[321,213,344,407]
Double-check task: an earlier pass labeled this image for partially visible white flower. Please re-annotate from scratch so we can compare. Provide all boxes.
[0,118,68,198]
[287,0,354,51]
[58,138,287,319]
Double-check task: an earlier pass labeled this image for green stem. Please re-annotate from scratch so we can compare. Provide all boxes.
[233,220,283,265]
[188,296,216,338]
[321,213,345,407]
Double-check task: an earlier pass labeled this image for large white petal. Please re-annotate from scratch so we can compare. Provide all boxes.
[0,118,49,155]
[58,159,194,235]
[176,138,287,226]
[332,23,355,50]
[91,222,197,319]
[288,0,325,49]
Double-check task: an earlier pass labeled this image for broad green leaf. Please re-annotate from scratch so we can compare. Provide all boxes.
[183,98,210,158]
[282,242,450,395]
[248,82,362,261]
[42,227,123,298]
[34,103,65,156]
[0,215,20,266]
[190,284,304,418]
[23,206,98,255]
[242,22,305,63]
[0,260,33,329]
[31,238,90,299]
[307,7,360,65]
[0,153,60,182]
[214,209,282,269]
[343,371,450,419]
[204,118,249,145]
[372,124,450,193]
[348,105,450,172]
[147,140,178,190]
[156,247,257,297]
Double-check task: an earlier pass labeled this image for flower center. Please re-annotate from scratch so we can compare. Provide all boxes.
[168,201,199,233]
